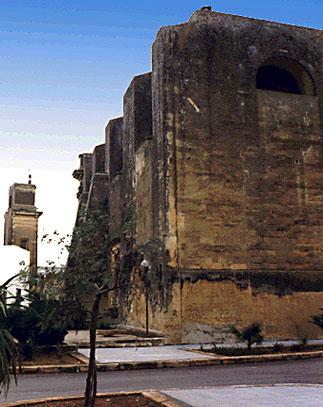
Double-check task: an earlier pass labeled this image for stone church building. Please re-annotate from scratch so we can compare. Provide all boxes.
[4,177,42,276]
[71,8,323,343]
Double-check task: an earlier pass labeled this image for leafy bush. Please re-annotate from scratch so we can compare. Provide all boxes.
[210,346,269,356]
[230,323,263,350]
[272,342,282,353]
[6,306,37,344]
[312,308,323,330]
[6,293,67,358]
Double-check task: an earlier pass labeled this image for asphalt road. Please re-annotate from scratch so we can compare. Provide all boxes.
[1,358,323,403]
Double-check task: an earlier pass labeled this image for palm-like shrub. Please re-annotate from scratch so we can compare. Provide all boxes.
[6,291,68,359]
[0,328,18,395]
[230,322,263,350]
[0,277,18,396]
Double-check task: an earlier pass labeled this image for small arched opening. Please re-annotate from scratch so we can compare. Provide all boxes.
[256,57,316,96]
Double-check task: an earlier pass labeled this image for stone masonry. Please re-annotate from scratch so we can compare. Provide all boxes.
[71,8,323,343]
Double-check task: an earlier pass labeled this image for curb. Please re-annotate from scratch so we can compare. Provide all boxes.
[17,350,323,374]
[2,391,182,407]
[142,391,183,407]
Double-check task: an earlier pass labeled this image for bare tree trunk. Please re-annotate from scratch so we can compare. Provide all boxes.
[84,293,101,407]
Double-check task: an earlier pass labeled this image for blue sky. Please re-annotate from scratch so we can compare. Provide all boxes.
[0,0,321,267]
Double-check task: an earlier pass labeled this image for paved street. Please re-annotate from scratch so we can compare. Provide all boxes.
[1,358,323,403]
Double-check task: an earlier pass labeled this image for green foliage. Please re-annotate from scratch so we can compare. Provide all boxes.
[210,345,268,356]
[312,308,323,330]
[66,209,110,300]
[66,208,113,406]
[230,323,263,350]
[300,336,308,347]
[6,292,67,358]
[122,204,136,233]
[0,329,18,396]
[6,306,36,344]
[273,342,282,353]
[62,208,111,327]
[60,298,88,331]
[0,276,18,396]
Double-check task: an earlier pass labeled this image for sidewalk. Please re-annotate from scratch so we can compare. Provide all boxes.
[18,338,323,374]
[77,339,323,365]
[163,384,323,407]
[78,345,213,364]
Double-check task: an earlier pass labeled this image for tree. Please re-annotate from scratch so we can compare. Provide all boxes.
[312,308,323,330]
[0,276,18,396]
[230,322,263,350]
[64,207,113,407]
[39,206,134,406]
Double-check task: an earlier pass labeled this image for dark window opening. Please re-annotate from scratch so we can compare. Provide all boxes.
[256,57,316,96]
[20,239,29,250]
[257,65,301,94]
[15,190,35,206]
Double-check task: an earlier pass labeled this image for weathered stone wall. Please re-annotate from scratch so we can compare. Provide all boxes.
[86,144,109,213]
[123,73,152,240]
[72,154,93,226]
[92,144,106,175]
[10,212,40,268]
[126,270,182,342]
[152,9,322,272]
[106,118,124,241]
[86,173,109,213]
[127,269,323,343]
[82,153,93,195]
[105,118,123,177]
[135,140,153,246]
[109,175,123,241]
[255,91,322,269]
[180,277,323,343]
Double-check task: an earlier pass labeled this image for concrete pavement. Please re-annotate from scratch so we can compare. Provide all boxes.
[78,340,323,364]
[164,384,323,407]
[74,342,323,373]
[78,345,214,363]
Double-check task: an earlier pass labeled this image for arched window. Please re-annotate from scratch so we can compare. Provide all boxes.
[256,57,316,96]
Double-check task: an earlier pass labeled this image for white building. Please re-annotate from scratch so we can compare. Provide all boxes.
[0,245,30,303]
